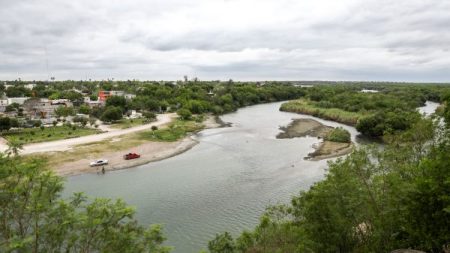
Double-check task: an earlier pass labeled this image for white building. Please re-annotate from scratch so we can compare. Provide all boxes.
[124,93,136,100]
[25,83,37,90]
[7,97,29,105]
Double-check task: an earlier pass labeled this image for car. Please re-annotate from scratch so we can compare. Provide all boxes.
[124,153,141,160]
[90,159,108,167]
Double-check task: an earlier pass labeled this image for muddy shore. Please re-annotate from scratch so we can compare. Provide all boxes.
[277,118,354,160]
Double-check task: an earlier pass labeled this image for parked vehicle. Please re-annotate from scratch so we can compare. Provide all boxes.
[90,159,108,167]
[124,153,140,160]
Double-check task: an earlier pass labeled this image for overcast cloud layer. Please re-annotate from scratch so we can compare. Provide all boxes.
[1,0,449,81]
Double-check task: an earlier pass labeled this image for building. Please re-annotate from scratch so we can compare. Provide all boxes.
[23,98,54,120]
[124,93,136,100]
[23,98,73,124]
[98,90,126,102]
[83,96,102,108]
[25,83,37,90]
[7,97,29,105]
[51,99,73,107]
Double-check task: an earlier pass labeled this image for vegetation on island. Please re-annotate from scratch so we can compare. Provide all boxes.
[281,84,450,138]
[324,127,351,143]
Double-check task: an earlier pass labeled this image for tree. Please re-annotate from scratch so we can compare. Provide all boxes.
[177,108,192,120]
[208,232,236,253]
[78,104,91,115]
[106,96,127,111]
[143,111,157,121]
[54,106,74,118]
[0,116,11,131]
[101,106,123,122]
[6,137,23,156]
[0,155,171,252]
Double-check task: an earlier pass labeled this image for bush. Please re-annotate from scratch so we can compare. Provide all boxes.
[177,108,192,120]
[143,111,157,120]
[101,106,123,122]
[325,127,351,143]
[151,126,158,131]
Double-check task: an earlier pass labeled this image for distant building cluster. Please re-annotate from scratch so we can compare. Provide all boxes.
[1,83,137,125]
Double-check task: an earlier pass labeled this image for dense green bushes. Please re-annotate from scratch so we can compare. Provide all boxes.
[325,127,351,143]
[356,110,420,138]
[280,99,363,125]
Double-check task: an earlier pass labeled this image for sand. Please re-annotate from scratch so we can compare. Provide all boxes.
[277,118,354,160]
[55,137,198,176]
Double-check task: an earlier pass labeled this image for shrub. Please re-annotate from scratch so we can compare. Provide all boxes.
[325,127,351,143]
[177,108,192,120]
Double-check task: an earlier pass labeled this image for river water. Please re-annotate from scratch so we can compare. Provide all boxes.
[63,102,361,252]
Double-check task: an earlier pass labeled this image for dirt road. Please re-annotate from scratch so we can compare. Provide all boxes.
[0,114,174,155]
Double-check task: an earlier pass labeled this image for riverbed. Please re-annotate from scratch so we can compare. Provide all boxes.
[63,102,361,252]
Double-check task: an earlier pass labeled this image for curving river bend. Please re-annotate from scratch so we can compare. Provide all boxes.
[65,101,438,253]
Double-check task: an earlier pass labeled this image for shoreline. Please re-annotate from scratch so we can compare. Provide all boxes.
[277,118,355,161]
[307,141,354,161]
[52,115,222,177]
[58,137,199,177]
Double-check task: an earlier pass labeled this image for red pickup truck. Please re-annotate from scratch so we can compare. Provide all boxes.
[124,153,141,160]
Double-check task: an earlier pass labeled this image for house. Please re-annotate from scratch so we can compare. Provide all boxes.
[51,99,73,107]
[7,97,29,105]
[25,83,37,90]
[98,90,125,102]
[124,93,136,100]
[128,110,142,119]
[361,89,379,93]
[23,98,73,124]
[84,96,102,108]
[23,98,54,120]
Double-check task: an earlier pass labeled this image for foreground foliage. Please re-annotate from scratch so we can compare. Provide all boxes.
[208,118,450,253]
[0,156,171,253]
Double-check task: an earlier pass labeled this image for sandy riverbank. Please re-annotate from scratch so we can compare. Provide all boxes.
[277,118,354,160]
[55,137,198,176]
[45,115,221,176]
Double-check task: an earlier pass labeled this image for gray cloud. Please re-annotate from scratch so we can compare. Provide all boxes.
[0,0,449,81]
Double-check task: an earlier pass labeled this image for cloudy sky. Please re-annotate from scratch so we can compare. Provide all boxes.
[0,0,449,81]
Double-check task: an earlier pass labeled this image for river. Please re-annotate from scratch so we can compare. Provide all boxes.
[62,102,363,252]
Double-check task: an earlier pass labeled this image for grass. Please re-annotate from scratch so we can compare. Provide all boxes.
[280,99,366,126]
[2,126,101,145]
[109,118,149,129]
[29,119,205,168]
[138,119,204,142]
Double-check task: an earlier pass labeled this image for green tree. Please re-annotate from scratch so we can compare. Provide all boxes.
[0,116,11,131]
[6,137,23,156]
[106,96,127,111]
[208,232,236,253]
[177,108,192,120]
[101,106,123,122]
[0,155,171,253]
[54,106,74,118]
[78,104,91,115]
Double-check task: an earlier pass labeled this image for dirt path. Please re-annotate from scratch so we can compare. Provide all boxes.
[0,114,175,154]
